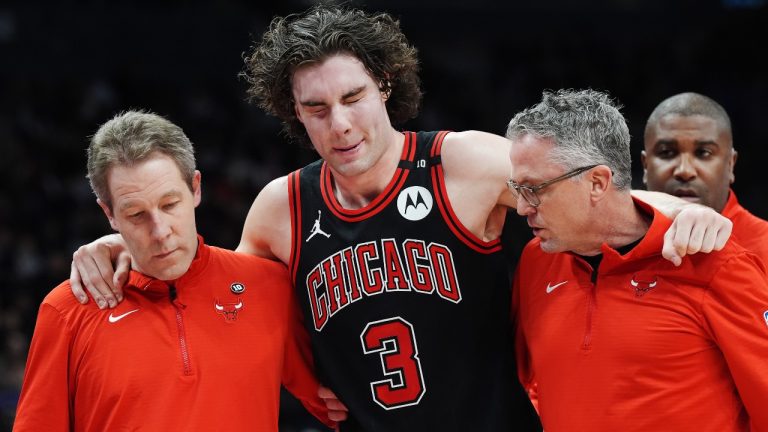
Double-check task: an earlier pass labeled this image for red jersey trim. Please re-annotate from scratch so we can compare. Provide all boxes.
[430,131,502,254]
[288,170,302,283]
[320,132,415,222]
[430,130,450,158]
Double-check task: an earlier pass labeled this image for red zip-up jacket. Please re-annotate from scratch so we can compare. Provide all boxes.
[14,236,334,431]
[722,188,768,264]
[514,200,768,432]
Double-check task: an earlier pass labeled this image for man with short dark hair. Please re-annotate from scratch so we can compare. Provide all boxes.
[642,91,768,261]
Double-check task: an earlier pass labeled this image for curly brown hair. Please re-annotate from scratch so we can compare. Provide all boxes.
[241,5,422,147]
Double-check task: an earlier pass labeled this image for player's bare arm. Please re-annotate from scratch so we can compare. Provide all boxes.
[438,130,731,260]
[440,130,517,241]
[631,189,705,218]
[631,189,733,265]
[237,175,293,264]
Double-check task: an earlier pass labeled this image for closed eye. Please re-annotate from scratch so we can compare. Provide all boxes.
[307,106,327,117]
[163,201,180,211]
[344,94,364,104]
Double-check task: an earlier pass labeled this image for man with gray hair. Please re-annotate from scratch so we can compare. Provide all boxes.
[13,111,333,431]
[642,92,768,262]
[509,89,768,431]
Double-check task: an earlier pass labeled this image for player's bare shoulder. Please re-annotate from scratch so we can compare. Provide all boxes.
[438,131,516,240]
[238,175,293,264]
[440,131,512,185]
[440,131,515,206]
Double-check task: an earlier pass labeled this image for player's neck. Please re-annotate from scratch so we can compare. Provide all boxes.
[332,130,404,209]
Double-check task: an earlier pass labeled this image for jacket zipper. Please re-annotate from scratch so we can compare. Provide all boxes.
[170,286,192,375]
[583,283,596,350]
[583,264,598,350]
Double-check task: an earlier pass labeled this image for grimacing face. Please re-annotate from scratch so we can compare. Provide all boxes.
[642,114,736,212]
[98,152,201,281]
[292,54,396,181]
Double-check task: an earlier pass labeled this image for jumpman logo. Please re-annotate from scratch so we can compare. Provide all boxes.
[306,210,331,242]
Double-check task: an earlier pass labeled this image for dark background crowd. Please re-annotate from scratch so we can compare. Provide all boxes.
[1,0,766,430]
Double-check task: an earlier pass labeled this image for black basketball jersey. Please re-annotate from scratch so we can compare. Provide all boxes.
[288,131,517,431]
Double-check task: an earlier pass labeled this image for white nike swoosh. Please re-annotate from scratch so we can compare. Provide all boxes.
[546,281,568,294]
[108,309,139,323]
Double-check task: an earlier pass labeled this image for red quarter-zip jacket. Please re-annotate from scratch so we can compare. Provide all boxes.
[722,188,768,265]
[14,236,333,431]
[513,200,768,432]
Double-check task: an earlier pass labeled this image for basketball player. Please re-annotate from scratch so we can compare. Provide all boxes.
[67,6,732,431]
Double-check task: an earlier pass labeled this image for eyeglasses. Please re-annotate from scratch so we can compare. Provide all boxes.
[506,164,598,208]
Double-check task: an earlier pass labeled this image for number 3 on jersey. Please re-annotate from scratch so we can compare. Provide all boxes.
[360,317,426,410]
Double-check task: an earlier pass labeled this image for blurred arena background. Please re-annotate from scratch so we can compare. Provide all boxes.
[1,0,766,430]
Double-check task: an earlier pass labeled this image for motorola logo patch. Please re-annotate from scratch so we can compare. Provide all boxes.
[397,186,433,221]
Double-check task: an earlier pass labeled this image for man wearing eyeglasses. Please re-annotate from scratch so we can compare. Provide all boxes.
[509,89,768,432]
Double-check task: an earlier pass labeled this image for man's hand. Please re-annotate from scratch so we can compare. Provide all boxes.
[318,386,348,423]
[70,234,131,308]
[662,204,732,266]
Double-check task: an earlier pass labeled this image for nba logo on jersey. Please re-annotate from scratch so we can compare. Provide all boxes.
[764,310,768,328]
[397,186,433,221]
